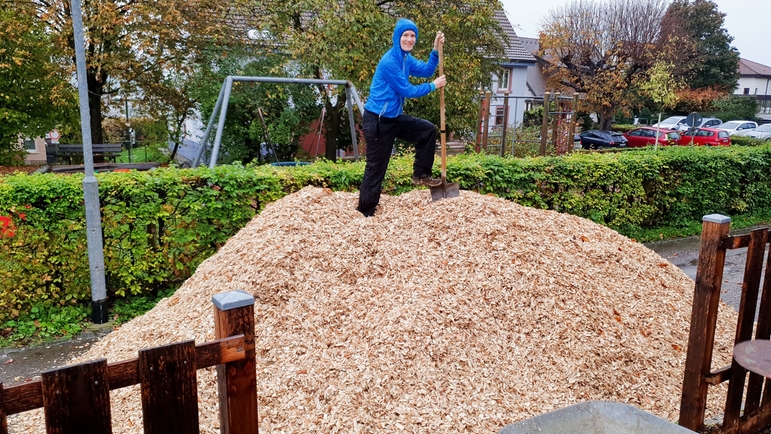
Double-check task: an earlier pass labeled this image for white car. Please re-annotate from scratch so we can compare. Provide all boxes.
[716,120,758,136]
[675,117,723,132]
[735,123,771,141]
[651,116,687,130]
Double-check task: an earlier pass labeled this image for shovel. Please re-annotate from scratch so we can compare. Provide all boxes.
[430,41,460,202]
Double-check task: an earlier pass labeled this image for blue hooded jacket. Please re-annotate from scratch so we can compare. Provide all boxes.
[364,18,439,118]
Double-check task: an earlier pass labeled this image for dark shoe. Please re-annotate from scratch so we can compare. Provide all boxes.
[411,175,442,187]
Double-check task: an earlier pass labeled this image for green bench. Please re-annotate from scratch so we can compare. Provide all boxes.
[48,144,123,164]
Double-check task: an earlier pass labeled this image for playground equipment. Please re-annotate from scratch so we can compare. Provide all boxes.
[193,76,365,168]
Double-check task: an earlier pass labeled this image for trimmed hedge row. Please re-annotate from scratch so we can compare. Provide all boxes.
[2,145,771,319]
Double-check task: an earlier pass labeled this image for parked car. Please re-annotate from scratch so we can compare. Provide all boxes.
[734,123,771,140]
[676,127,731,146]
[675,117,723,132]
[623,127,681,148]
[716,120,758,136]
[579,130,628,149]
[651,116,687,130]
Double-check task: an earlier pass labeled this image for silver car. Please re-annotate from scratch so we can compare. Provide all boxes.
[716,120,758,136]
[651,115,687,130]
[735,123,771,141]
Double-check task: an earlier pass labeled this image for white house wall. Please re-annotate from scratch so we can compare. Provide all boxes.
[735,76,771,96]
[490,65,530,128]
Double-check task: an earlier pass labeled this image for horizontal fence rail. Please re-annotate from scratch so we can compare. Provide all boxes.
[0,290,258,434]
[1,335,246,415]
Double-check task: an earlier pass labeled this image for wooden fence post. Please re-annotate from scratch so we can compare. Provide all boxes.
[41,359,112,434]
[139,341,199,434]
[482,91,492,151]
[551,92,560,152]
[475,90,485,151]
[1,383,7,434]
[213,290,258,434]
[540,92,550,157]
[569,93,579,154]
[723,228,768,428]
[679,214,731,431]
[499,92,510,157]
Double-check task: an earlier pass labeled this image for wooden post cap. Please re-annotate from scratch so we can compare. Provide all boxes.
[212,290,254,311]
[703,214,731,224]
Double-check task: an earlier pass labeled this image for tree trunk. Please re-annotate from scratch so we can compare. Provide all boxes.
[67,20,107,149]
[168,112,186,163]
[86,67,107,147]
[599,109,614,130]
[323,95,347,161]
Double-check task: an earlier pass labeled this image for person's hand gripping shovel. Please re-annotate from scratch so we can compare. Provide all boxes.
[430,32,460,202]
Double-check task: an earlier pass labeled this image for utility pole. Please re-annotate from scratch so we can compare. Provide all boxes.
[71,0,109,323]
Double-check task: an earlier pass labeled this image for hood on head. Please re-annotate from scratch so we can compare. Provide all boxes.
[392,18,419,52]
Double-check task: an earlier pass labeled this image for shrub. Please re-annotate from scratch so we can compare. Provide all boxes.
[4,146,771,319]
[730,135,768,147]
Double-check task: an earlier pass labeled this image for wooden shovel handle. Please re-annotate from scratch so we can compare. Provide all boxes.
[439,42,447,181]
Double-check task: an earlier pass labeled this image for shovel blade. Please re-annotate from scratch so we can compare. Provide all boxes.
[430,182,460,202]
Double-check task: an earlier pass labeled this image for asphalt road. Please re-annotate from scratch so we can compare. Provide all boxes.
[644,226,766,316]
[0,324,112,384]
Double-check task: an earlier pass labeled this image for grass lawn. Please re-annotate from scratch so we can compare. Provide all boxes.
[114,144,171,164]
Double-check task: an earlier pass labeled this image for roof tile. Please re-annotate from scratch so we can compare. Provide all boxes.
[495,10,535,63]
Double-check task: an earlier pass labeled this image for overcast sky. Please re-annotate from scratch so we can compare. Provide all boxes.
[499,0,771,68]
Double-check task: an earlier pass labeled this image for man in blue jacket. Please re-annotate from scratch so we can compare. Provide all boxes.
[357,18,447,217]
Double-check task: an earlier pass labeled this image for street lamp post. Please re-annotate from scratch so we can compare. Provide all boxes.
[71,0,109,324]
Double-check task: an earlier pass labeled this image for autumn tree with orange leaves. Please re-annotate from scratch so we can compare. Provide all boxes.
[538,0,677,129]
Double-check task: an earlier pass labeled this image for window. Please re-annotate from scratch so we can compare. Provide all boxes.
[495,106,505,125]
[23,139,36,151]
[704,120,720,127]
[498,69,510,91]
[744,88,750,95]
[719,131,729,139]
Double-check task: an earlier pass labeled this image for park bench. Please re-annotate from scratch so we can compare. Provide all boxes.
[0,290,259,434]
[47,144,123,164]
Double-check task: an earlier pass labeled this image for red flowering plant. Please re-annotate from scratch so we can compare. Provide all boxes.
[0,215,15,238]
[0,205,30,238]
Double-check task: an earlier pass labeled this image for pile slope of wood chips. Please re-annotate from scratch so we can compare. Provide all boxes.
[11,187,738,433]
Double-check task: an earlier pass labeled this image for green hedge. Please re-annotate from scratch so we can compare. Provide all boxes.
[730,135,769,147]
[2,146,771,320]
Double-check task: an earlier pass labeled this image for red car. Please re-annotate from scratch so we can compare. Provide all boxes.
[676,127,731,146]
[623,127,681,148]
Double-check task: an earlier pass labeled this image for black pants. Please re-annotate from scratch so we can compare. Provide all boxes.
[357,110,437,217]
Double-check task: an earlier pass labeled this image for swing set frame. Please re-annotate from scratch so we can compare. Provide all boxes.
[193,76,365,168]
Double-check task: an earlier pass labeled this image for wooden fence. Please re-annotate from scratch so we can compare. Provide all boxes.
[680,215,771,433]
[0,290,258,434]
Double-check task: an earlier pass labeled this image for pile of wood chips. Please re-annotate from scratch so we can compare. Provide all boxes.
[10,186,739,433]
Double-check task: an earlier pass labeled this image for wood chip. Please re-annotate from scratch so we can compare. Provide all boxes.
[8,187,738,433]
